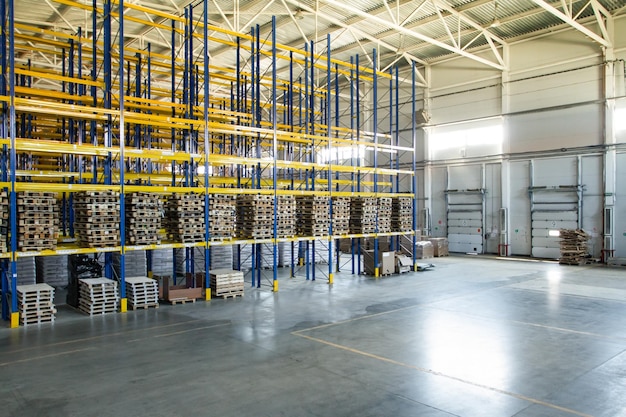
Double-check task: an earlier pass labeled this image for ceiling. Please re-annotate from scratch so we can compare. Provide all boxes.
[12,0,626,77]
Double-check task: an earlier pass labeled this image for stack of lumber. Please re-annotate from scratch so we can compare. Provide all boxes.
[297,196,330,237]
[36,255,68,288]
[125,276,159,309]
[378,197,393,233]
[78,277,119,315]
[350,197,377,234]
[276,195,296,238]
[236,194,274,239]
[559,229,590,265]
[0,191,8,253]
[332,197,351,235]
[16,191,58,251]
[208,194,236,239]
[74,191,120,248]
[392,197,413,232]
[165,193,205,243]
[16,283,56,325]
[210,269,244,299]
[125,192,162,245]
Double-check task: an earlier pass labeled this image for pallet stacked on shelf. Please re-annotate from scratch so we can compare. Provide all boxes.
[377,197,393,233]
[74,191,121,248]
[236,194,274,239]
[296,196,330,237]
[125,192,162,245]
[16,283,56,325]
[350,197,377,234]
[210,269,244,299]
[276,195,296,238]
[208,194,236,239]
[0,191,7,253]
[36,255,69,288]
[559,229,590,265]
[392,197,413,232]
[16,191,58,251]
[165,194,205,243]
[78,277,119,315]
[125,276,159,309]
[331,197,351,236]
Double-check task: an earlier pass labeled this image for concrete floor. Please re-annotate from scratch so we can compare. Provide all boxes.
[1,255,626,417]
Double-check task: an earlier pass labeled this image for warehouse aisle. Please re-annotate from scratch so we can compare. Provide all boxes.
[1,256,625,417]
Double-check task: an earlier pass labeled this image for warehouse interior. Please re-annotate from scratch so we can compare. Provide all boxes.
[1,0,626,416]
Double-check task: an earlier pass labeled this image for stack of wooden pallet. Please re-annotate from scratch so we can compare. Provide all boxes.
[378,197,393,233]
[332,197,351,235]
[125,192,162,245]
[392,197,413,232]
[16,191,58,251]
[210,269,244,299]
[0,191,8,253]
[236,194,274,239]
[350,197,377,234]
[208,194,236,239]
[165,193,205,243]
[276,195,296,238]
[125,276,159,309]
[78,277,119,315]
[74,191,121,248]
[559,229,590,265]
[16,283,56,325]
[297,196,330,237]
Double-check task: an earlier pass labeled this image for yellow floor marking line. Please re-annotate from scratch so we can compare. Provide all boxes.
[293,332,594,417]
[0,348,94,367]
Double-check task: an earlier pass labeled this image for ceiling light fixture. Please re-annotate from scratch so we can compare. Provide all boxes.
[490,1,501,28]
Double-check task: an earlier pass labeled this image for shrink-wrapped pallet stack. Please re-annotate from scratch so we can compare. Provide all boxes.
[377,197,393,233]
[74,191,120,248]
[350,197,377,234]
[208,194,236,239]
[332,197,351,235]
[276,195,296,238]
[125,192,162,245]
[392,197,413,232]
[165,193,205,243]
[113,251,147,278]
[16,283,56,325]
[297,196,330,236]
[125,276,159,309]
[559,229,590,265]
[17,191,58,251]
[210,269,244,299]
[236,194,274,239]
[78,277,119,315]
[36,255,68,288]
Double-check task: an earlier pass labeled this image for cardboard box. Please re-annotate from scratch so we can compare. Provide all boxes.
[160,275,203,301]
[428,238,449,257]
[415,241,434,259]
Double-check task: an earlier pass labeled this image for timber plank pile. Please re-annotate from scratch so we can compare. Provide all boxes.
[350,197,377,234]
[74,191,121,248]
[378,197,393,233]
[392,197,413,232]
[236,194,274,239]
[78,277,119,315]
[165,193,205,243]
[17,191,58,251]
[16,283,56,325]
[125,276,159,309]
[125,192,162,245]
[208,194,236,239]
[332,197,351,235]
[559,229,590,265]
[210,269,244,299]
[0,191,7,253]
[297,196,330,237]
[276,195,296,238]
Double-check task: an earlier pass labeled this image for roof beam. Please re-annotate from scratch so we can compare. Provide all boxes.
[529,0,611,47]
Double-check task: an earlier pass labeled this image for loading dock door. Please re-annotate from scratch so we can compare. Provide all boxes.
[446,189,484,253]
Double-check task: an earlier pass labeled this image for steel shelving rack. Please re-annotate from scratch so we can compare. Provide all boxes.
[1,0,419,327]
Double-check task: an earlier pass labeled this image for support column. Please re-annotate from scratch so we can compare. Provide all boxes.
[500,45,511,256]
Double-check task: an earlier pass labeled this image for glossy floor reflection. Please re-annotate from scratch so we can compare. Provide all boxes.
[1,256,626,417]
